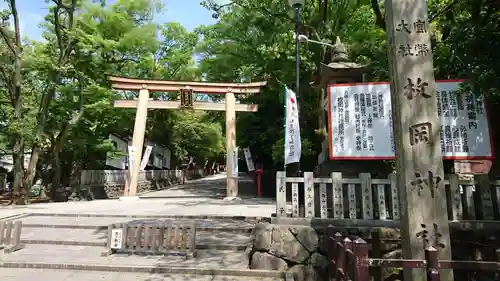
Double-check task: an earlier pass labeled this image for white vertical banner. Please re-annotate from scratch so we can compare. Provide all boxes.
[140,145,153,171]
[232,146,239,177]
[127,145,136,173]
[243,147,255,171]
[284,87,301,165]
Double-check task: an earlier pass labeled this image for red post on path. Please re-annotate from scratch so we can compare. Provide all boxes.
[256,168,263,197]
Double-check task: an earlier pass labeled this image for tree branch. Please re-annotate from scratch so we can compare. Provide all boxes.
[0,26,17,56]
[213,0,295,26]
[370,0,386,30]
[0,66,14,103]
[53,5,64,61]
[9,0,21,48]
[430,0,462,22]
[68,84,84,126]
[213,1,234,10]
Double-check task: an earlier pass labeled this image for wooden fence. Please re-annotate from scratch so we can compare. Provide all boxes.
[81,170,183,185]
[275,171,500,222]
[103,222,196,259]
[326,226,500,281]
[0,221,24,253]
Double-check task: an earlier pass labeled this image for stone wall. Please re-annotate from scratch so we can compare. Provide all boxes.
[247,223,328,281]
[68,176,182,201]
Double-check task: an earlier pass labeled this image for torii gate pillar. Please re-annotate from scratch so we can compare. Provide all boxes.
[225,91,237,198]
[127,86,150,197]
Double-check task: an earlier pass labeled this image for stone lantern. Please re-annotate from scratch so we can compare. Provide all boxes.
[313,37,367,174]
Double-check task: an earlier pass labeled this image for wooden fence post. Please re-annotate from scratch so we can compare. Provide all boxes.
[329,231,343,281]
[360,173,373,219]
[276,171,287,217]
[371,230,382,281]
[326,225,335,280]
[291,182,299,217]
[188,222,196,258]
[425,246,440,281]
[353,238,370,281]
[343,237,353,280]
[448,174,463,220]
[304,172,315,218]
[331,172,344,219]
[478,174,494,219]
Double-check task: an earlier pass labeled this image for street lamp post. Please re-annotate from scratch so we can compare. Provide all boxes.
[288,0,304,175]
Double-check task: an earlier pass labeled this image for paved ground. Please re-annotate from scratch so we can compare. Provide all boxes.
[0,174,281,281]
[1,269,282,281]
[0,173,277,220]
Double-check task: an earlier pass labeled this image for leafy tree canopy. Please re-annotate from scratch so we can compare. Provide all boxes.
[0,0,499,202]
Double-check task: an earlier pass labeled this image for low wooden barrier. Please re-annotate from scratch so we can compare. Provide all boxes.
[0,221,24,253]
[102,222,196,259]
[326,226,500,281]
[276,171,500,222]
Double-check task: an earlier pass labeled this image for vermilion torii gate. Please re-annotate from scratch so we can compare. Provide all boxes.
[108,76,266,199]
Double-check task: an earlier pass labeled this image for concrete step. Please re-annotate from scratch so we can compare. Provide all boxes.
[0,245,287,280]
[2,269,284,281]
[19,215,259,232]
[2,245,250,268]
[20,228,251,249]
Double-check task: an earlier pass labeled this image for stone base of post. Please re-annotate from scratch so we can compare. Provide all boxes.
[222,196,242,201]
[119,196,140,201]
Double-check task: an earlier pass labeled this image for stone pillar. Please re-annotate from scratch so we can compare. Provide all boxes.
[385,1,452,281]
[225,91,238,198]
[127,87,150,198]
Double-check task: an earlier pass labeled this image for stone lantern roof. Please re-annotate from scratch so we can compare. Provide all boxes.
[312,37,367,88]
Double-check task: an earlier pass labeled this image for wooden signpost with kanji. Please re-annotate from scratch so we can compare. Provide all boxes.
[109,77,266,199]
[385,1,453,281]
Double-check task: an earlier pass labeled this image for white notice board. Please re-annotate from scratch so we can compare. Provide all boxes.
[243,148,255,171]
[328,80,493,160]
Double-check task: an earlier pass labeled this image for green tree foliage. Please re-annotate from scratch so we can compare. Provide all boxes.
[1,0,499,202]
[0,0,224,203]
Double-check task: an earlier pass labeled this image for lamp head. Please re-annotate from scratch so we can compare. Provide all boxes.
[288,0,304,7]
[298,34,308,42]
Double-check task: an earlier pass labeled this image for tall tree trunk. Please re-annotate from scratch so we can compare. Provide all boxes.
[50,149,64,201]
[49,120,75,201]
[11,133,24,204]
[11,48,24,204]
[24,0,77,191]
[23,144,41,191]
[24,83,57,191]
[0,0,25,204]
[69,160,83,199]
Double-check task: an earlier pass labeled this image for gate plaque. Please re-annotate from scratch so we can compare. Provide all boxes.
[180,88,193,108]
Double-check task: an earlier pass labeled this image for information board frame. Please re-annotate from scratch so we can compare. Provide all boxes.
[327,80,494,160]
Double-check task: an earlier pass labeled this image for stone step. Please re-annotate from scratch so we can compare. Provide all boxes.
[19,215,257,232]
[27,213,265,222]
[0,245,254,273]
[20,228,252,249]
[2,269,285,281]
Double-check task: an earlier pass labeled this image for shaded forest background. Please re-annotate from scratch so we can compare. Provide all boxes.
[1,0,499,203]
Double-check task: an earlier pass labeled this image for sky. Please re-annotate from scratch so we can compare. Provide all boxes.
[0,0,231,41]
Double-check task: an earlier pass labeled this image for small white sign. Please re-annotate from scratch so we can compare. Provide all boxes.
[231,147,239,177]
[243,148,255,171]
[128,145,136,173]
[139,145,153,171]
[110,229,123,249]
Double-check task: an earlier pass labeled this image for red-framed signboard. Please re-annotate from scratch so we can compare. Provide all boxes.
[327,80,494,160]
